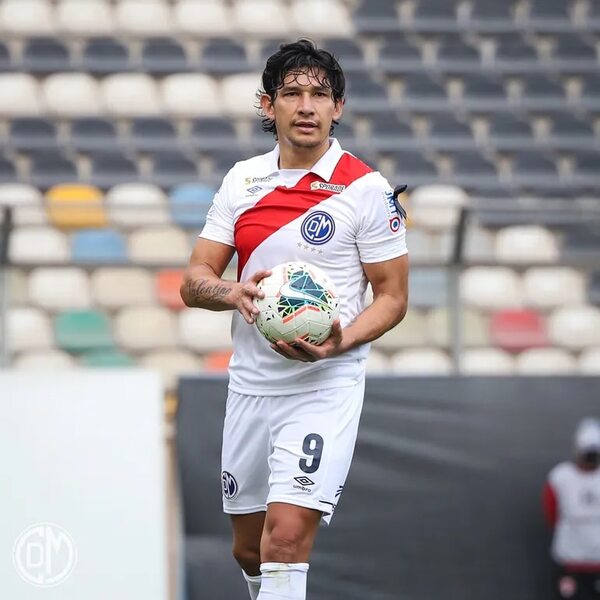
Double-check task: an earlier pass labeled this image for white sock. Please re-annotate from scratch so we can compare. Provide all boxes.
[242,570,261,600]
[257,562,309,600]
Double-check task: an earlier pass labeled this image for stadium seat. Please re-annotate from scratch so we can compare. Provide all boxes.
[426,114,474,147]
[140,350,201,391]
[427,307,491,348]
[69,118,120,152]
[546,113,594,146]
[464,225,496,262]
[365,349,392,374]
[14,350,76,370]
[0,74,42,116]
[8,269,28,305]
[161,74,221,118]
[353,0,400,33]
[461,267,522,310]
[170,183,215,229]
[29,153,78,188]
[9,226,69,263]
[46,184,106,229]
[9,118,57,152]
[412,0,461,28]
[526,0,571,24]
[409,268,448,308]
[173,0,230,36]
[561,225,600,259]
[345,72,390,112]
[91,267,155,308]
[572,151,600,182]
[486,113,535,149]
[291,0,353,36]
[233,0,292,37]
[115,306,177,351]
[372,310,428,350]
[141,38,190,75]
[461,348,515,375]
[402,73,448,108]
[461,74,507,109]
[42,73,102,117]
[522,267,586,308]
[202,350,232,373]
[494,35,538,66]
[71,229,128,264]
[128,118,178,152]
[551,34,597,65]
[29,267,92,310]
[0,41,11,71]
[88,152,139,188]
[56,0,115,37]
[494,225,559,263]
[589,272,600,307]
[21,38,71,74]
[128,227,190,265]
[178,308,232,352]
[391,349,453,375]
[54,309,113,352]
[580,74,600,105]
[578,349,600,375]
[81,38,131,75]
[469,0,516,25]
[8,307,53,352]
[188,118,236,151]
[102,74,162,117]
[390,150,438,181]
[156,269,186,310]
[367,111,414,151]
[490,309,548,352]
[0,156,18,184]
[450,151,497,179]
[115,0,173,36]
[0,183,45,228]
[320,38,366,73]
[0,0,56,36]
[408,184,469,231]
[151,152,199,188]
[221,74,262,117]
[516,348,577,375]
[80,349,135,368]
[435,37,481,72]
[519,75,566,108]
[548,306,600,349]
[106,183,169,227]
[378,39,423,74]
[200,39,250,75]
[510,151,560,184]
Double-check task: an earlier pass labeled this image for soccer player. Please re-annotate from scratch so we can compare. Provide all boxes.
[181,39,408,600]
[543,418,600,600]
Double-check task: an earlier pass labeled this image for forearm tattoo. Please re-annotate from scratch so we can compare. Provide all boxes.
[187,278,232,304]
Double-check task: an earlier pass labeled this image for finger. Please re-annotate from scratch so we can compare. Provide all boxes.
[249,269,272,285]
[292,336,321,357]
[277,340,314,362]
[243,297,259,316]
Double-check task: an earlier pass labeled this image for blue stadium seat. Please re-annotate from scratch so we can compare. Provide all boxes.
[89,152,138,188]
[141,38,190,75]
[21,38,71,74]
[0,156,17,183]
[322,39,366,72]
[201,39,249,74]
[353,0,400,34]
[81,38,131,75]
[69,118,120,152]
[151,152,199,188]
[129,118,178,152]
[378,38,423,74]
[29,153,78,188]
[9,118,58,152]
[189,118,237,152]
[71,229,128,264]
[170,183,216,229]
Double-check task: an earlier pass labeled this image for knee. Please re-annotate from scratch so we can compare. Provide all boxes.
[232,542,261,574]
[262,524,307,563]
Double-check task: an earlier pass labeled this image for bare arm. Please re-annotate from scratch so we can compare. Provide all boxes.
[180,238,270,324]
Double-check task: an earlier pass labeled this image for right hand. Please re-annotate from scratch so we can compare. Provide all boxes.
[234,269,271,324]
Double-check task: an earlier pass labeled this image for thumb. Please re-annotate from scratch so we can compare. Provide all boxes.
[249,269,271,285]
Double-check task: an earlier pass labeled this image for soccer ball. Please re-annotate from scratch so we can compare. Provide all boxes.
[254,262,340,345]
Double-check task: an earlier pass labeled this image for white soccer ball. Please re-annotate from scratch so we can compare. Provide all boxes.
[254,261,340,345]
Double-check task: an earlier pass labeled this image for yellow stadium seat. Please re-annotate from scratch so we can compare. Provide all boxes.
[46,184,107,228]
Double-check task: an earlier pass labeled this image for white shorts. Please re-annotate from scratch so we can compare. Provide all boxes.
[221,381,365,524]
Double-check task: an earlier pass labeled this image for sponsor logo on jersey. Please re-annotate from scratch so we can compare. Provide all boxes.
[244,176,272,185]
[382,190,406,232]
[293,476,315,493]
[221,471,239,500]
[310,181,346,193]
[301,211,335,245]
[245,185,262,196]
[389,216,401,233]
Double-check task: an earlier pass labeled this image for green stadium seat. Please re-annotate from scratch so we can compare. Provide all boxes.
[81,349,135,368]
[55,310,113,352]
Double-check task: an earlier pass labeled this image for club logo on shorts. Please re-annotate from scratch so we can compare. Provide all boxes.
[294,476,315,486]
[221,471,239,500]
[301,211,335,245]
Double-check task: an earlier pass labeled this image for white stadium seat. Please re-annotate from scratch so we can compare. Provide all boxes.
[9,227,69,264]
[174,0,231,36]
[0,74,42,116]
[161,74,221,118]
[494,226,559,263]
[391,349,453,375]
[365,349,392,374]
[404,229,437,261]
[102,74,162,117]
[29,267,91,310]
[178,308,232,352]
[106,183,169,227]
[516,348,577,375]
[140,350,201,391]
[8,307,53,352]
[522,267,586,309]
[42,73,102,117]
[56,0,115,36]
[115,306,177,351]
[221,74,263,117]
[407,184,470,231]
[0,0,56,36]
[372,309,428,350]
[461,267,522,310]
[233,1,292,37]
[290,0,353,36]
[548,306,600,349]
[464,225,496,262]
[579,348,600,375]
[8,269,29,305]
[427,307,491,347]
[128,227,191,265]
[91,268,155,309]
[115,0,173,36]
[461,348,515,375]
[0,184,46,225]
[14,350,76,370]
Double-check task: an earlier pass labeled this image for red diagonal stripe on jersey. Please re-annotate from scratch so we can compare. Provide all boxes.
[234,152,372,279]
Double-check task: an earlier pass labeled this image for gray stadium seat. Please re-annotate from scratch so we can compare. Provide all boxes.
[426,114,474,148]
[451,151,497,178]
[413,0,460,31]
[0,156,17,183]
[141,38,190,75]
[390,150,438,181]
[402,73,448,108]
[258,39,287,65]
[211,150,253,180]
[581,74,600,105]
[527,0,571,24]
[201,39,249,75]
[511,151,559,184]
[0,42,11,71]
[344,72,390,112]
[89,152,138,188]
[561,225,600,260]
[29,153,78,188]
[520,75,566,108]
[487,113,534,149]
[378,38,423,74]
[368,111,415,151]
[9,118,58,152]
[546,113,595,147]
[249,120,276,153]
[69,118,120,152]
[322,38,366,72]
[21,38,71,74]
[81,38,131,75]
[494,34,539,69]
[552,34,597,63]
[353,0,400,34]
[461,74,506,109]
[588,272,600,307]
[573,150,600,182]
[469,0,516,24]
[129,118,178,152]
[435,36,481,72]
[189,118,237,151]
[151,152,198,188]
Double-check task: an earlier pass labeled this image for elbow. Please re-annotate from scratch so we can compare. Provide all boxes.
[395,296,408,325]
[180,274,193,307]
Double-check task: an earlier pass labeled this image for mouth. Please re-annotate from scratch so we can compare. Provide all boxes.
[294,122,318,133]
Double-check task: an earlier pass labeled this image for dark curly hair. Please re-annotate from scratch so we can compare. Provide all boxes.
[258,39,345,139]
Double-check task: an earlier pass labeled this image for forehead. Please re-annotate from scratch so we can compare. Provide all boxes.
[281,68,330,89]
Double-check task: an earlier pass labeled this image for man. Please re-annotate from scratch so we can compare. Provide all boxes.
[181,39,408,600]
[543,418,600,600]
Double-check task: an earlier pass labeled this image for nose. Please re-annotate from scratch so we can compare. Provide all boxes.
[297,92,315,114]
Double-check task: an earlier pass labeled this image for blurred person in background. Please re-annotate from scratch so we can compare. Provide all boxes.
[544,418,600,599]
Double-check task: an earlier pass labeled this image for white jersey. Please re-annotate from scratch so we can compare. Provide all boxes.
[200,138,408,395]
[549,462,600,565]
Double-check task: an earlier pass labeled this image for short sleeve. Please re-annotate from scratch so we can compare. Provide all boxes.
[198,170,235,247]
[356,173,408,264]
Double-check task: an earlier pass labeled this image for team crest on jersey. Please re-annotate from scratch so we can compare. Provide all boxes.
[221,471,239,500]
[310,181,346,193]
[301,211,335,245]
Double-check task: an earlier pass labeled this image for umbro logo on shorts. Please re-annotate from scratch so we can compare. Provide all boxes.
[294,476,315,486]
[222,471,239,500]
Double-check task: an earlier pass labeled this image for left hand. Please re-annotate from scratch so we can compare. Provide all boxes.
[270,320,347,362]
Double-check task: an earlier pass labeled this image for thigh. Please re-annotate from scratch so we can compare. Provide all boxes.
[266,381,365,524]
[222,392,271,515]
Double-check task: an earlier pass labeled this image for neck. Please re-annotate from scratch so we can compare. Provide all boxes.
[278,138,331,170]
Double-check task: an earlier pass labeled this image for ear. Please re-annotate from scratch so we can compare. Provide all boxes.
[260,93,275,120]
[333,97,344,121]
